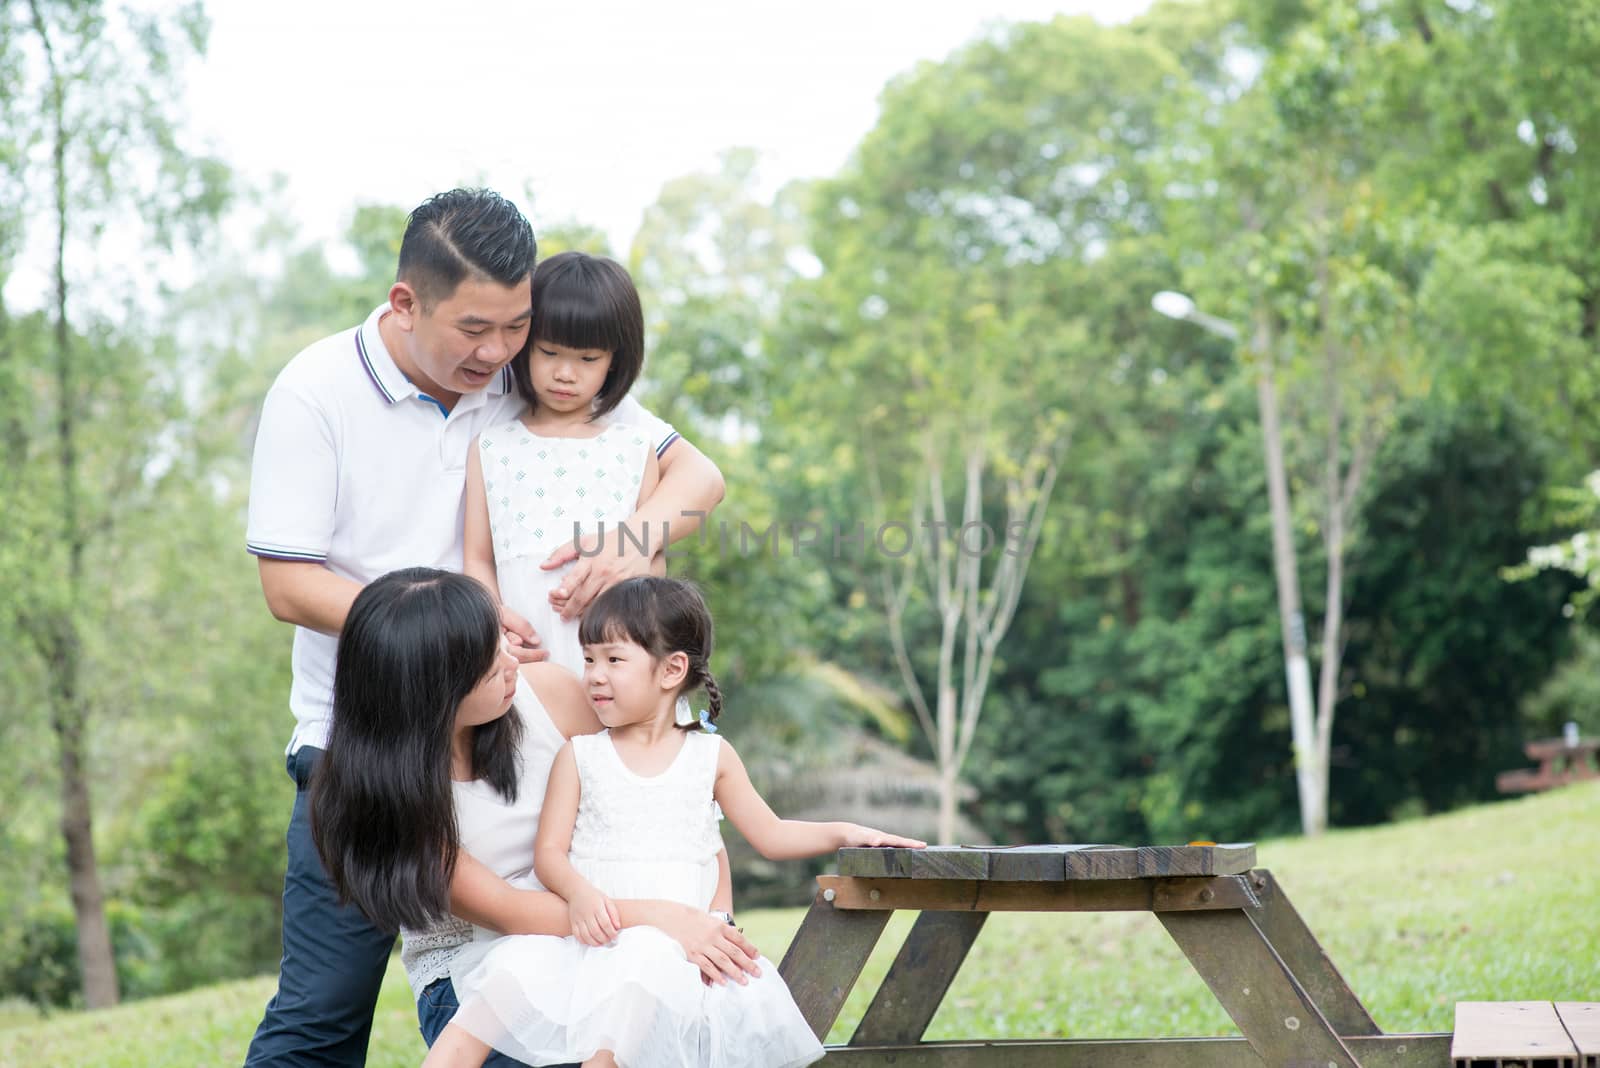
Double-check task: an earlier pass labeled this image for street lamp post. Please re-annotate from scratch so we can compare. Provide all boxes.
[1152,291,1323,836]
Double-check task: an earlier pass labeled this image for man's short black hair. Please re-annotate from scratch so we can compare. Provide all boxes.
[397,189,537,310]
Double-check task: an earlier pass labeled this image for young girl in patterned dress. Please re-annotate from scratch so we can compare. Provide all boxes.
[425,577,925,1068]
[465,251,661,676]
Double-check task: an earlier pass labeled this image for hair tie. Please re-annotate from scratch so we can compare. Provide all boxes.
[698,709,717,734]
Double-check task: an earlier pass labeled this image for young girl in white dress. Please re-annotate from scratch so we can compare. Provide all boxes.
[426,577,926,1068]
[465,251,663,676]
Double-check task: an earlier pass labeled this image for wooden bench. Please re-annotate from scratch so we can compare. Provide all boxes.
[1496,738,1600,794]
[777,843,1454,1065]
[1451,1002,1600,1068]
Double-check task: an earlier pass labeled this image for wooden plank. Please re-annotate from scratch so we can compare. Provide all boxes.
[852,911,987,1045]
[1159,908,1362,1067]
[836,843,1256,881]
[1557,1003,1600,1067]
[1451,1001,1578,1064]
[777,889,892,1040]
[1496,768,1551,794]
[816,1034,1452,1066]
[1061,844,1256,879]
[1249,869,1381,1037]
[986,844,1073,881]
[838,846,993,880]
[1525,738,1600,761]
[817,874,1259,913]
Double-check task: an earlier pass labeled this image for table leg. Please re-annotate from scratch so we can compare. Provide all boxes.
[852,910,988,1045]
[1159,908,1363,1067]
[1249,869,1380,1036]
[778,887,892,1040]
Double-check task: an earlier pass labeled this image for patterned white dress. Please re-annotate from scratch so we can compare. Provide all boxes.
[449,731,824,1068]
[477,419,651,675]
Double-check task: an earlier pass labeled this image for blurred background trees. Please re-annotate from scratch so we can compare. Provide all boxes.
[1,0,1595,1008]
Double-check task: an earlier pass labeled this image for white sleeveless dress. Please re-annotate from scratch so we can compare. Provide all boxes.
[477,419,651,675]
[449,731,824,1068]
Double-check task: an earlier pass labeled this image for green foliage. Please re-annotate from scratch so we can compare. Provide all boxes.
[5,783,1598,1062]
[1334,402,1578,822]
[6,0,1600,1004]
[0,900,161,1010]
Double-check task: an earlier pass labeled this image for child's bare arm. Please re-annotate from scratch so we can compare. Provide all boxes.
[534,743,620,945]
[463,439,502,600]
[714,741,926,860]
[710,848,733,915]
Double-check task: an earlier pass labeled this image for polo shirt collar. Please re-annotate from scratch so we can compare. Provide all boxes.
[355,303,514,406]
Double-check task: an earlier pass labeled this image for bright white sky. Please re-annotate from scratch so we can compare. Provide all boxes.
[190,0,1151,254]
[3,0,1152,311]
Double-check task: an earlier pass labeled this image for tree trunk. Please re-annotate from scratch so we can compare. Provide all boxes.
[49,640,120,1008]
[33,0,120,1006]
[1253,314,1322,836]
[935,678,959,846]
[1311,324,1348,839]
[937,764,959,848]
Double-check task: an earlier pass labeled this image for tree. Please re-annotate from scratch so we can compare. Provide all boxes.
[0,0,226,1007]
[768,16,1191,843]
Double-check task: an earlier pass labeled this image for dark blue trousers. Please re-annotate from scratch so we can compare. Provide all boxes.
[244,747,395,1067]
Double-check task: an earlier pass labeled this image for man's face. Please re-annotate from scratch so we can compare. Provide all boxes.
[400,276,532,402]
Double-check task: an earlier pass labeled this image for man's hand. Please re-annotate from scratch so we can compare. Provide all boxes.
[654,904,762,986]
[541,529,654,621]
[567,886,621,947]
[499,604,546,664]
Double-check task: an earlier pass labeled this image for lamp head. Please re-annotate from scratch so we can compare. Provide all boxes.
[1151,290,1196,320]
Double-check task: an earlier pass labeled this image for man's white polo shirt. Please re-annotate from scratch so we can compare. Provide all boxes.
[246,303,677,755]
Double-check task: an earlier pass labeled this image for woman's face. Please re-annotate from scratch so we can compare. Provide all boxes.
[456,638,519,730]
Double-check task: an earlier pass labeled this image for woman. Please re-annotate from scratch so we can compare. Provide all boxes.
[308,567,759,1062]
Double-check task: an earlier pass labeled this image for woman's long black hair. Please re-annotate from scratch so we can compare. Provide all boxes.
[309,567,524,932]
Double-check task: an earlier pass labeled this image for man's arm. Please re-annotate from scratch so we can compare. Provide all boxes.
[544,439,726,619]
[628,438,725,550]
[257,558,363,636]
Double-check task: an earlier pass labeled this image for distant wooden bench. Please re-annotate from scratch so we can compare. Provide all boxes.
[1496,738,1599,794]
[1451,1001,1599,1068]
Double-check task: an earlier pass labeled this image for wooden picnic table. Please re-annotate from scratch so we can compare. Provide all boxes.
[777,844,1451,1066]
[1496,736,1600,794]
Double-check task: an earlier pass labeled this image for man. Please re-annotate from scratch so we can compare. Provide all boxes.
[244,189,727,1065]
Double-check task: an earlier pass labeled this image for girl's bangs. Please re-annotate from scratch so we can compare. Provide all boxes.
[536,271,630,354]
[578,588,648,649]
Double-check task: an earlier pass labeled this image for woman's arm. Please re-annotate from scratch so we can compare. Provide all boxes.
[714,741,926,860]
[449,850,569,935]
[524,662,601,738]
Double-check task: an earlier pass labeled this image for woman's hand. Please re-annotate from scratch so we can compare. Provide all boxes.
[840,824,927,849]
[655,904,762,986]
[568,886,621,946]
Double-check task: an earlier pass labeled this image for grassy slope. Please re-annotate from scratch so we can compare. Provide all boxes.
[2,781,1594,1067]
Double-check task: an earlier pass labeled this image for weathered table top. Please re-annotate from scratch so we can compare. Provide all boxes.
[836,843,1256,881]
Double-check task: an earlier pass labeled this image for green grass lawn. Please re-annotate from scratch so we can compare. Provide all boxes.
[3,781,1595,1067]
